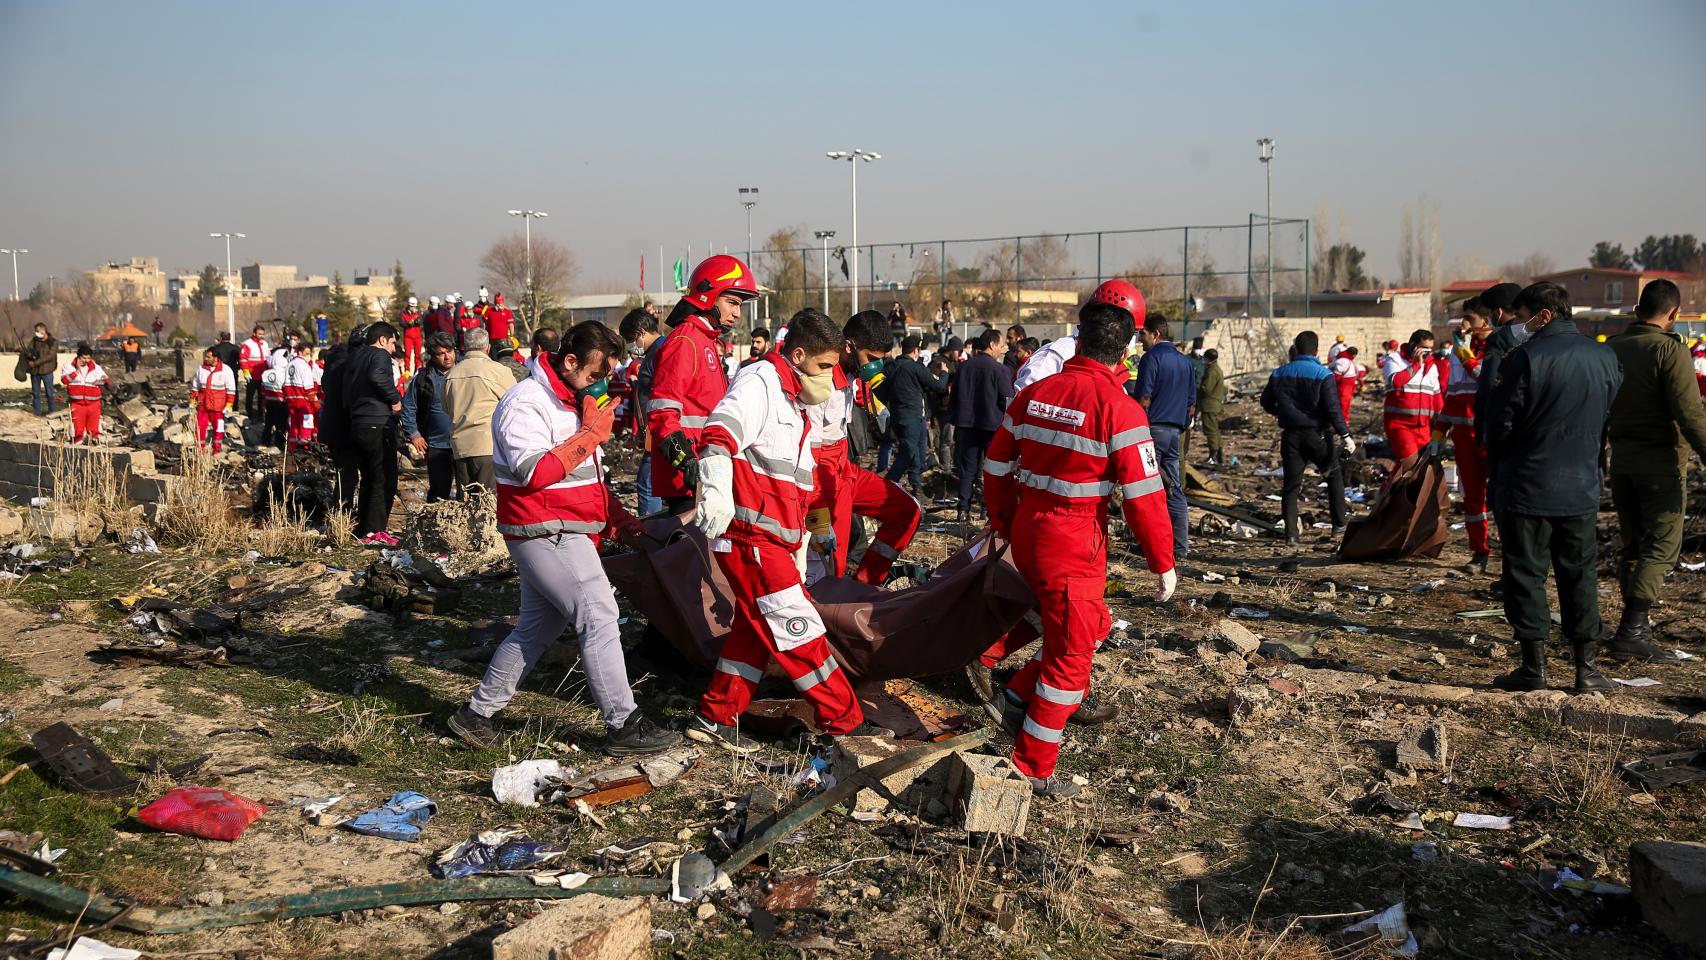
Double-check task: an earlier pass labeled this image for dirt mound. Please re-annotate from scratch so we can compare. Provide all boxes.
[401,486,508,575]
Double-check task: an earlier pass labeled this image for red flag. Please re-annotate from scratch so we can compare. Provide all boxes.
[640,254,645,292]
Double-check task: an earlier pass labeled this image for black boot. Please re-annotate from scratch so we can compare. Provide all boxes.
[1604,605,1681,663]
[1573,642,1615,694]
[1492,638,1547,691]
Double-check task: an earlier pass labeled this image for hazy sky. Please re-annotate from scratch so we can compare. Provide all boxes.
[2,0,1703,300]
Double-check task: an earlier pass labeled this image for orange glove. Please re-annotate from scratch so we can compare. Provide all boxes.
[548,395,617,475]
[579,393,615,445]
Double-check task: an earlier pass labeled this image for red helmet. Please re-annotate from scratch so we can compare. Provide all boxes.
[1088,279,1146,325]
[493,293,505,305]
[683,254,760,311]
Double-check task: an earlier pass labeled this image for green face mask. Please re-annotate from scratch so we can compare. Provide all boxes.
[578,378,612,409]
[855,359,885,387]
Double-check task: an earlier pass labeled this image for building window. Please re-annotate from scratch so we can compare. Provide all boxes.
[1605,281,1624,304]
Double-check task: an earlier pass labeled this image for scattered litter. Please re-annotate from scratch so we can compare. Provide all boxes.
[45,936,141,960]
[1341,901,1418,958]
[123,528,159,554]
[97,698,124,712]
[1228,521,1264,539]
[1201,571,1227,582]
[1229,607,1270,620]
[345,791,437,842]
[1619,750,1706,790]
[8,543,40,558]
[1110,619,1131,633]
[1455,608,1506,620]
[670,851,730,903]
[1412,840,1438,862]
[138,787,267,842]
[30,722,136,795]
[1451,812,1513,831]
[492,759,572,807]
[1680,561,1706,572]
[1408,579,1446,594]
[1554,866,1630,896]
[1394,813,1426,831]
[1253,467,1283,477]
[433,830,568,879]
[1671,649,1695,660]
[544,746,699,809]
[291,795,344,818]
[1613,677,1660,688]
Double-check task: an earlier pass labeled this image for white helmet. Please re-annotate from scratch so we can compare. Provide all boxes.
[451,292,462,302]
[407,296,418,307]
[429,295,440,306]
[478,286,490,302]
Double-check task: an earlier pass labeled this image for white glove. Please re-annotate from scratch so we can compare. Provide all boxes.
[793,540,809,579]
[1154,567,1177,603]
[694,454,735,541]
[1340,434,1357,456]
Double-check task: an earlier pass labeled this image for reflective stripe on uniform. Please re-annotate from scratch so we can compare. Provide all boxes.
[1021,715,1064,743]
[745,449,815,488]
[983,457,1015,477]
[1011,422,1107,457]
[1034,680,1084,706]
[715,657,763,683]
[1017,469,1113,498]
[706,411,745,445]
[496,518,605,537]
[1108,426,1153,452]
[734,506,805,544]
[1466,512,1489,523]
[1384,406,1435,417]
[1435,414,1473,426]
[1121,476,1166,498]
[646,398,683,413]
[792,655,841,693]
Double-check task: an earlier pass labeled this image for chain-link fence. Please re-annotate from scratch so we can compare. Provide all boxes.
[752,217,1310,343]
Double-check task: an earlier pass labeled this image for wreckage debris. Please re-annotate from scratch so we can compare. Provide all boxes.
[433,830,570,879]
[345,791,437,842]
[137,787,266,842]
[29,722,137,796]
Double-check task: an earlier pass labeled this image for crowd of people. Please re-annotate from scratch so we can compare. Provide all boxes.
[13,257,1698,798]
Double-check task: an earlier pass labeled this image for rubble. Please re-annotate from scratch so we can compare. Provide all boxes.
[943,752,1032,836]
[1630,840,1706,950]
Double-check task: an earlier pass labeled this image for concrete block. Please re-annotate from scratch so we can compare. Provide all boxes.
[1630,840,1706,952]
[831,736,930,813]
[1208,618,1261,657]
[1680,712,1706,743]
[490,894,651,960]
[1561,699,1685,742]
[944,752,1032,837]
[1360,680,1473,706]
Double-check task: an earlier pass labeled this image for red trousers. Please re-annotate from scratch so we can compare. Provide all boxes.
[70,400,101,443]
[698,539,863,735]
[1384,415,1431,461]
[1450,424,1490,556]
[196,408,225,452]
[287,401,318,447]
[1003,503,1109,780]
[812,443,921,584]
[403,328,424,373]
[1337,380,1356,424]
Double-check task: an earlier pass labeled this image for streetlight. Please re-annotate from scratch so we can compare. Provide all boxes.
[739,187,760,325]
[813,230,836,313]
[0,249,26,301]
[1257,138,1274,322]
[507,209,548,330]
[209,233,244,341]
[826,149,880,312]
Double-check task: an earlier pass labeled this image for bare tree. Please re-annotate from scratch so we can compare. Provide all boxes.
[1497,253,1557,286]
[479,233,579,318]
[1398,206,1416,287]
[1017,233,1076,290]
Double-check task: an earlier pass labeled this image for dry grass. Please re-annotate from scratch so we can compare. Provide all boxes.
[250,505,323,557]
[157,447,243,547]
[39,441,129,543]
[1537,728,1628,821]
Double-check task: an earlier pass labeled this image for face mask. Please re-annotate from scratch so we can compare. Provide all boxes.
[854,359,884,386]
[34,331,44,339]
[578,377,612,409]
[1511,323,1534,344]
[796,368,834,406]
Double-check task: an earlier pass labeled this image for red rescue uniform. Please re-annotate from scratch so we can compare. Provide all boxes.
[983,355,1175,780]
[807,365,920,583]
[1439,340,1490,557]
[398,310,424,372]
[60,357,109,443]
[191,360,237,451]
[695,353,864,736]
[646,312,729,501]
[1381,349,1446,461]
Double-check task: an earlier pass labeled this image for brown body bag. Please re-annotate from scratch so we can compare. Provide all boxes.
[1338,453,1450,561]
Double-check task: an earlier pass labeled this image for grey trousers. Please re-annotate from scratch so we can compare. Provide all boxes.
[468,533,637,729]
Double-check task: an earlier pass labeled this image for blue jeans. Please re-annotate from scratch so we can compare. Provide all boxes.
[1150,424,1189,559]
[885,416,929,491]
[635,451,663,517]
[876,440,894,475]
[30,374,56,415]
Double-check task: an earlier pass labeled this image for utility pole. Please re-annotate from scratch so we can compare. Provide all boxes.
[814,230,836,313]
[826,149,880,312]
[507,209,549,330]
[0,249,26,301]
[1257,138,1275,322]
[739,187,759,326]
[208,233,244,341]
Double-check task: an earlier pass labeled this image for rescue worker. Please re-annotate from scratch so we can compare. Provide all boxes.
[1330,345,1364,424]
[1197,348,1226,467]
[1381,328,1444,462]
[739,327,771,370]
[424,295,454,341]
[647,255,759,513]
[1441,300,1493,572]
[486,292,514,346]
[261,330,297,449]
[1484,282,1621,693]
[239,324,270,418]
[448,321,681,757]
[456,297,483,352]
[60,343,108,444]
[1693,340,1706,398]
[984,298,1176,797]
[1605,280,1703,664]
[688,310,892,752]
[1327,333,1349,363]
[1260,331,1352,545]
[210,332,241,402]
[804,310,922,584]
[398,296,424,372]
[283,339,321,449]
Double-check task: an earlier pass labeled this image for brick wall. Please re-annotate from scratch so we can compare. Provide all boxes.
[0,439,172,505]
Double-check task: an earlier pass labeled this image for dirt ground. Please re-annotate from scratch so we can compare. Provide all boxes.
[1,377,1703,959]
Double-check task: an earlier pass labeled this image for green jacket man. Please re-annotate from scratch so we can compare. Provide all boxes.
[1604,279,1706,662]
[1196,349,1226,465]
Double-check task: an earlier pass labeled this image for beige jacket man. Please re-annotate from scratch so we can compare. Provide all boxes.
[442,329,513,491]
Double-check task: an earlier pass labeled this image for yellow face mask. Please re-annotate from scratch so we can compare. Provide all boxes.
[797,369,834,406]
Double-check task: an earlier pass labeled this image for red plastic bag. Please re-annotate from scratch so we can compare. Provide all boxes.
[138,786,266,841]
